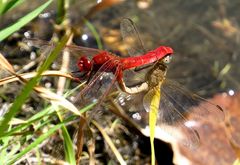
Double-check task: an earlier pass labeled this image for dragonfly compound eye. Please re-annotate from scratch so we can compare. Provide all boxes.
[163,55,172,64]
[77,56,91,72]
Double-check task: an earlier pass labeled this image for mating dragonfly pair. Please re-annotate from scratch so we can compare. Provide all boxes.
[26,18,225,149]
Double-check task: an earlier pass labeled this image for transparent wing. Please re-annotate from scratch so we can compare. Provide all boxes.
[116,78,225,148]
[161,79,225,122]
[142,79,224,148]
[120,18,156,86]
[143,88,200,149]
[120,18,146,57]
[24,38,104,58]
[73,58,119,109]
[23,38,105,72]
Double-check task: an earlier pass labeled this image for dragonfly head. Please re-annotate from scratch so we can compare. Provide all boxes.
[163,55,172,64]
[155,46,173,63]
[77,56,92,72]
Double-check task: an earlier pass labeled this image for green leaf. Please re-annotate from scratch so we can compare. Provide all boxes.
[0,0,53,41]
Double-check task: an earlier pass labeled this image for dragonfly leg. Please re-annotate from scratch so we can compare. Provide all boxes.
[117,69,149,94]
[71,70,88,80]
[86,66,97,84]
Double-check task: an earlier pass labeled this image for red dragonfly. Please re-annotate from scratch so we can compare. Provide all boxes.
[75,43,173,95]
[26,18,224,149]
[72,19,224,149]
[26,18,173,106]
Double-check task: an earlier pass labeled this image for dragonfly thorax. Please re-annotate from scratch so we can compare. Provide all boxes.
[92,52,115,65]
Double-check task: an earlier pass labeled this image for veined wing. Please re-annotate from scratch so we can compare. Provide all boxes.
[143,88,200,149]
[160,79,225,122]
[140,78,224,148]
[120,18,146,57]
[120,18,157,87]
[24,38,104,58]
[24,38,106,73]
[73,58,119,110]
[113,87,199,149]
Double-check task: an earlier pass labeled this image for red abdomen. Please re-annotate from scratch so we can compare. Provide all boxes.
[121,46,173,70]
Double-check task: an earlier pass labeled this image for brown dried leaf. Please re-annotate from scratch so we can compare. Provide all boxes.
[34,85,81,116]
[0,52,15,74]
[0,71,74,86]
[172,93,238,165]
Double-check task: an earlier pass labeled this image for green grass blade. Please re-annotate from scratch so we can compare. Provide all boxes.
[84,19,103,49]
[0,33,71,136]
[0,109,54,138]
[59,89,96,164]
[7,116,75,165]
[62,125,76,164]
[0,0,53,41]
[56,0,66,24]
[0,0,26,15]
